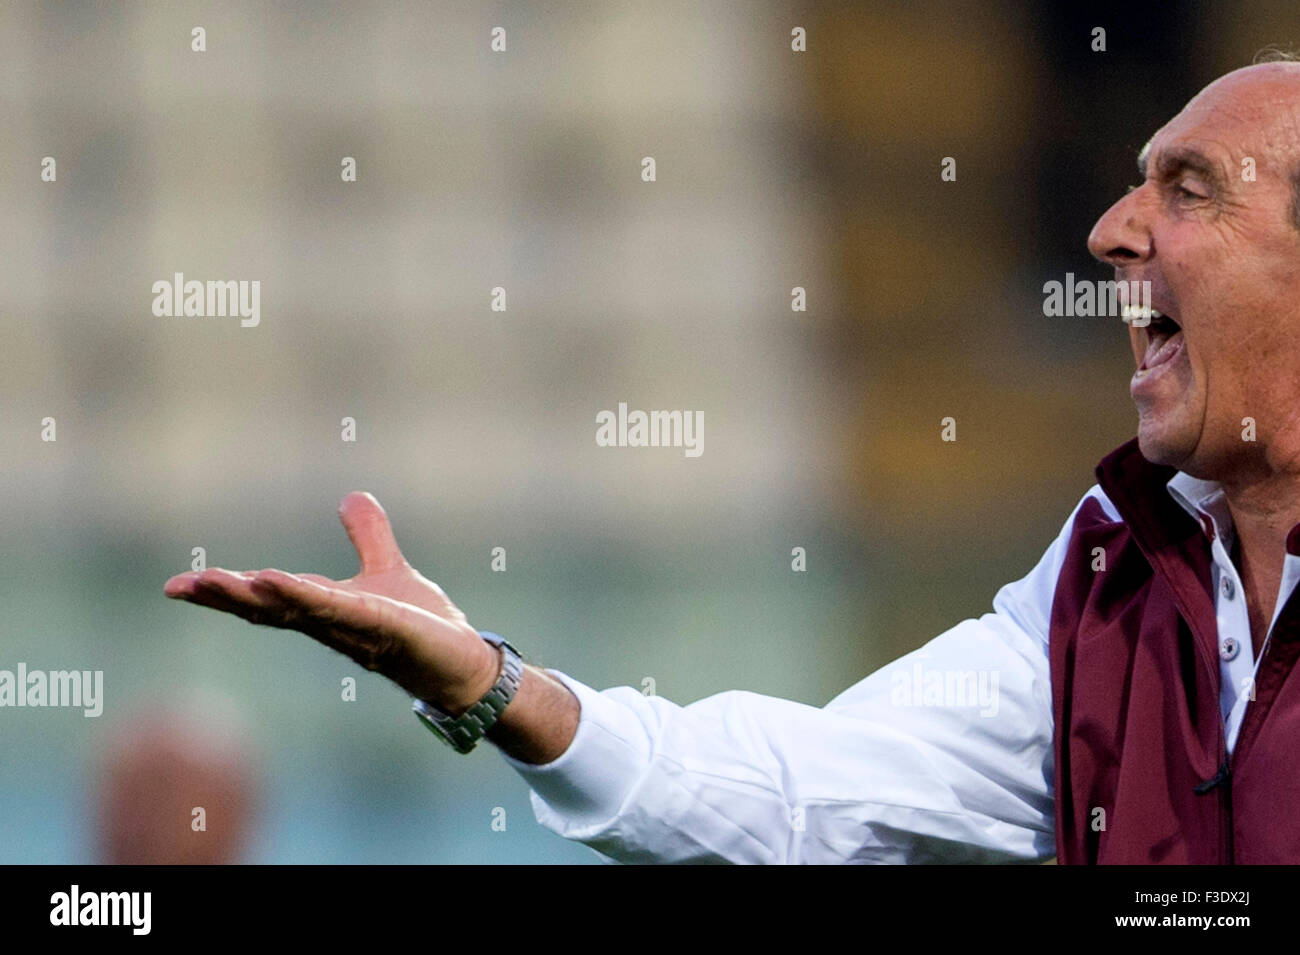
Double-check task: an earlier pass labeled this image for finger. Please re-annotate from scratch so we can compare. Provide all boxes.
[251,569,413,631]
[249,568,456,671]
[170,568,341,624]
[338,492,407,575]
[167,568,259,598]
[210,569,336,587]
[185,568,282,624]
[298,573,338,587]
[164,571,202,598]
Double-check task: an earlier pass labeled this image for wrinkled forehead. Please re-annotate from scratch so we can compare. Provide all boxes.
[1141,67,1300,175]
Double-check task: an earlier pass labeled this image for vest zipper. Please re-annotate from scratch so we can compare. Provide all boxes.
[1223,767,1234,864]
[1193,755,1232,864]
[1186,617,1234,865]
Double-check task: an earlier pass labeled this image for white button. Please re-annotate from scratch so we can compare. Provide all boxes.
[1221,576,1235,599]
[1220,637,1240,661]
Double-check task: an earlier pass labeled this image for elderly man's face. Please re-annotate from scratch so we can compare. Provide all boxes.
[1087,64,1300,479]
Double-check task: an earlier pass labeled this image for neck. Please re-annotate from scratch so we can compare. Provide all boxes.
[1219,462,1300,649]
[1226,487,1297,572]
[1219,444,1300,552]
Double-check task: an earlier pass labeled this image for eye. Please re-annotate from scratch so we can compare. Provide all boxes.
[1174,182,1208,200]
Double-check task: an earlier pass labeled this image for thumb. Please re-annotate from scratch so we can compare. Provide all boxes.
[338,491,407,574]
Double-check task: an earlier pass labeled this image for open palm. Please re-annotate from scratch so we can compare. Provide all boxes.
[163,492,498,713]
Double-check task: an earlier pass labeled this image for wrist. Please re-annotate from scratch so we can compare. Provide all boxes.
[412,631,525,755]
[440,641,504,717]
[485,665,580,765]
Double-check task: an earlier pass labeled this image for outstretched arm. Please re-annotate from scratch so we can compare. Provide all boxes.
[165,486,1105,863]
[163,491,579,765]
[493,488,1108,863]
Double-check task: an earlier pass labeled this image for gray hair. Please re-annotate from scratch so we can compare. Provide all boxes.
[1254,46,1300,64]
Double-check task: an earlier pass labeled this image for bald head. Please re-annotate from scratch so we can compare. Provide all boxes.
[96,700,260,865]
[1172,60,1300,229]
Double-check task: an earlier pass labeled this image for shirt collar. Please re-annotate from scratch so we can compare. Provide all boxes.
[1167,470,1300,557]
[1166,471,1235,548]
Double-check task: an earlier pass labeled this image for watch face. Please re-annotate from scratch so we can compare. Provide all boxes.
[415,700,476,748]
[413,697,451,723]
[414,705,459,747]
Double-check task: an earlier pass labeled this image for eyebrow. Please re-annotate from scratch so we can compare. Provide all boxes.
[1136,142,1227,189]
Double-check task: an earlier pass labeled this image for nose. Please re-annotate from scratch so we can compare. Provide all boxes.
[1086,186,1153,267]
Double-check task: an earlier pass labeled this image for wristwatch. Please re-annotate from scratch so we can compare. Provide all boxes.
[412,631,524,754]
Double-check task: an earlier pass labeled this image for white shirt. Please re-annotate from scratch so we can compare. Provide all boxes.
[499,478,1300,863]
[1165,472,1300,751]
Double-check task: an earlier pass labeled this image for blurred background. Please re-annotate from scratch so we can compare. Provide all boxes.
[1,0,1296,863]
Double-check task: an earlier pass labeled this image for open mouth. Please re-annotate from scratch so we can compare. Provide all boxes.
[1124,306,1183,371]
[1139,310,1183,371]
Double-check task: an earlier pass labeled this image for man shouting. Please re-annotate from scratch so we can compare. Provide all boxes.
[166,60,1300,864]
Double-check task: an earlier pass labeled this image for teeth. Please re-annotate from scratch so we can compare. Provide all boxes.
[1121,305,1163,327]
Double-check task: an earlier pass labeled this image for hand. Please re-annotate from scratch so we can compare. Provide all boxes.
[163,492,501,715]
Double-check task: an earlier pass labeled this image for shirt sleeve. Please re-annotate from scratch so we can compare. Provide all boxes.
[497,487,1109,864]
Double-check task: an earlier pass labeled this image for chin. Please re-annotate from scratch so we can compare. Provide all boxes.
[1135,417,1198,469]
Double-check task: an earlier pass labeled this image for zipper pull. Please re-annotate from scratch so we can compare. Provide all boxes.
[1194,757,1231,794]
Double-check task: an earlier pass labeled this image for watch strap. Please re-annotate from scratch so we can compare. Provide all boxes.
[412,631,524,754]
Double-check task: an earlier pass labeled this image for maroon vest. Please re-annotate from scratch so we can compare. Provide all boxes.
[1051,437,1300,863]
